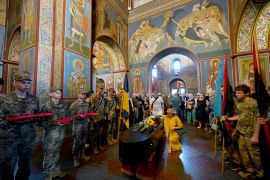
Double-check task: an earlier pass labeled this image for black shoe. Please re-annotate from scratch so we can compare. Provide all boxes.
[224,157,232,164]
[98,146,106,151]
[230,163,241,171]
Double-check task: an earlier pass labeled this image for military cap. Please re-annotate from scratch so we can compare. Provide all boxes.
[97,84,105,89]
[49,87,62,93]
[109,88,115,92]
[14,71,32,81]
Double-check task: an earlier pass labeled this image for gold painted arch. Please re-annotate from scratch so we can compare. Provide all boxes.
[93,36,127,74]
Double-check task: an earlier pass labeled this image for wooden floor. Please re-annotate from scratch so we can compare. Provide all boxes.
[29,123,246,180]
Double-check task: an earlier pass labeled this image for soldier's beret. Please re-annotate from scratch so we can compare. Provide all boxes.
[14,71,32,81]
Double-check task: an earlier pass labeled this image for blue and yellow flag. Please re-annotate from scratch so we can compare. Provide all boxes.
[213,61,224,117]
[122,73,129,128]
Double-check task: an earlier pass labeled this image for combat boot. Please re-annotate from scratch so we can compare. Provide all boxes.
[44,175,52,180]
[74,156,80,168]
[81,151,91,161]
[98,145,106,151]
[107,138,113,145]
[52,169,67,178]
[93,147,99,154]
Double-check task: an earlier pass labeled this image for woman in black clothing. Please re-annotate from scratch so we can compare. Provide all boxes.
[196,94,208,129]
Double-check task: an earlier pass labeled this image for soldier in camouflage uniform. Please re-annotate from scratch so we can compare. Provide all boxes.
[104,88,117,145]
[70,90,91,168]
[41,87,68,180]
[90,84,107,154]
[223,85,264,178]
[0,71,39,180]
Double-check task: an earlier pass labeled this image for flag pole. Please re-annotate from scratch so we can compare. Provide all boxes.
[214,117,218,160]
[221,135,225,173]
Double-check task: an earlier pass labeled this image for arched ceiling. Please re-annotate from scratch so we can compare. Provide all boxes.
[237,1,270,53]
[93,37,126,75]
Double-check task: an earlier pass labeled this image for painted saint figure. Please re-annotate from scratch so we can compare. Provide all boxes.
[67,59,87,98]
[243,63,255,86]
[106,77,114,91]
[68,0,88,52]
[133,69,143,95]
[23,0,35,45]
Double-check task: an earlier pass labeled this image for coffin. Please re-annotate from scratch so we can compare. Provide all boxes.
[119,123,164,164]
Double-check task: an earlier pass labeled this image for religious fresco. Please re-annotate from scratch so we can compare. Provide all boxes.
[238,54,269,87]
[237,2,258,53]
[93,40,126,75]
[157,54,194,75]
[19,47,35,92]
[95,0,127,49]
[0,26,5,61]
[0,0,6,26]
[63,50,90,98]
[133,0,154,8]
[255,2,270,50]
[201,58,224,95]
[114,72,125,89]
[132,68,143,95]
[8,29,20,62]
[6,64,19,93]
[65,0,91,57]
[21,0,37,50]
[93,42,113,74]
[106,75,114,91]
[128,0,230,64]
[7,0,22,48]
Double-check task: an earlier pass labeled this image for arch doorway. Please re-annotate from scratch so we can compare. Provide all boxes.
[147,47,200,95]
[169,78,186,95]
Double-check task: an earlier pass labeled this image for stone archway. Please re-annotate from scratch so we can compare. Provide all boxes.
[147,47,200,94]
[169,78,186,94]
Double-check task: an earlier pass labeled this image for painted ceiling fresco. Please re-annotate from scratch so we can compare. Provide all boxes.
[157,54,194,74]
[133,0,154,8]
[93,41,125,75]
[129,0,230,64]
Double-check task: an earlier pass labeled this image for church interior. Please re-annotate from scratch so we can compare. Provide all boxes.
[0,0,270,179]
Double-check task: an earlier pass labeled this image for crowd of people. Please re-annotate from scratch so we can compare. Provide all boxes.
[128,91,215,131]
[0,71,269,179]
[130,85,269,179]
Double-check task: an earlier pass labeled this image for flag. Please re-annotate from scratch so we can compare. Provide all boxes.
[122,73,129,129]
[222,55,234,143]
[213,61,224,117]
[252,36,270,175]
[222,55,234,117]
[252,36,270,149]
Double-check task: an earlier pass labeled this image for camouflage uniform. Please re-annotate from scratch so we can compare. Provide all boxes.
[90,92,107,150]
[41,100,68,178]
[232,97,264,177]
[104,93,117,144]
[70,99,89,161]
[0,92,39,180]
